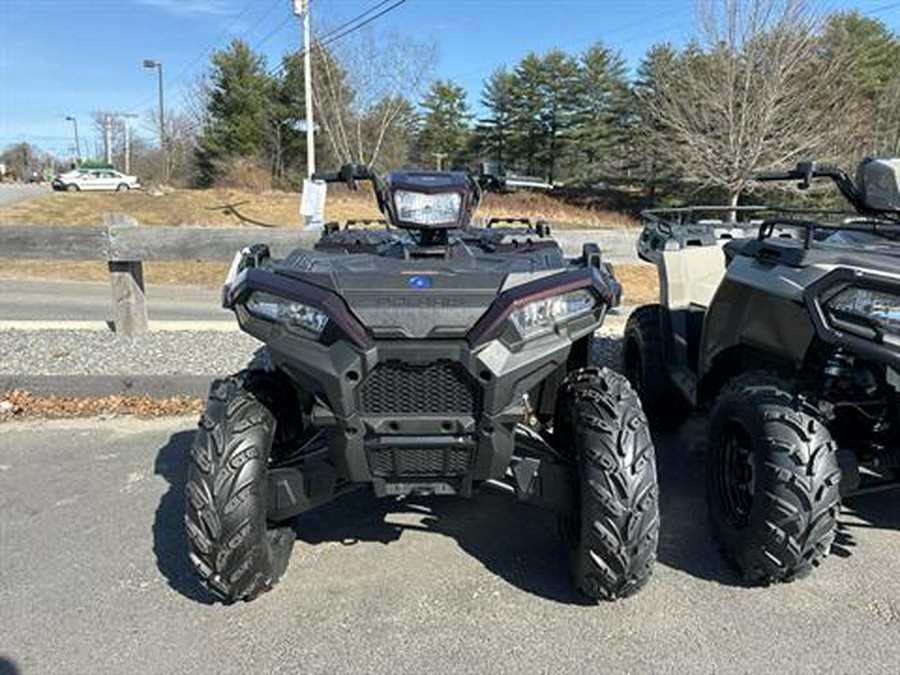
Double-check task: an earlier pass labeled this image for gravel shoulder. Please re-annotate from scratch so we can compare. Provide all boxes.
[0,310,629,398]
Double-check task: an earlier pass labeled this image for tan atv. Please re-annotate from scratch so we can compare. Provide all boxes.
[626,158,900,584]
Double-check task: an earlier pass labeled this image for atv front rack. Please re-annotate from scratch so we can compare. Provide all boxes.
[638,205,900,262]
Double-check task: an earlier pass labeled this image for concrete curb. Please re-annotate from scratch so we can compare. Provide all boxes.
[0,374,215,398]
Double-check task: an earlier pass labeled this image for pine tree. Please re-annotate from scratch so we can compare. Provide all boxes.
[572,42,632,178]
[415,80,471,168]
[478,67,517,166]
[196,39,276,185]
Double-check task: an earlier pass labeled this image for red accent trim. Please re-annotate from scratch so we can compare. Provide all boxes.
[467,268,614,346]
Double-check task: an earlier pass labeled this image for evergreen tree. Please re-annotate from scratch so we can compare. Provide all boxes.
[632,43,681,197]
[478,67,517,165]
[822,11,900,156]
[196,39,276,185]
[572,42,632,177]
[415,80,471,168]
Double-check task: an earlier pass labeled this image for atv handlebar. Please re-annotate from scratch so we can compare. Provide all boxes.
[755,161,861,209]
[312,164,377,191]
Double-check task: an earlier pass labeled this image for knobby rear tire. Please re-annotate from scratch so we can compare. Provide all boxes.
[624,304,691,430]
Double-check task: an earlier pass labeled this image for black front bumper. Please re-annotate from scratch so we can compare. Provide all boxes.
[239,310,596,494]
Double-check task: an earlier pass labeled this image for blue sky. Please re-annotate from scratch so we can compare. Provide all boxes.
[1,0,898,158]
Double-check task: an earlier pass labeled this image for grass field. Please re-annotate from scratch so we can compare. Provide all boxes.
[0,186,637,228]
[0,186,657,301]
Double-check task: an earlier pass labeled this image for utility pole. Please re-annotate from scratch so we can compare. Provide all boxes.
[433,152,448,171]
[110,113,139,174]
[142,59,166,182]
[64,116,81,163]
[293,0,315,177]
[104,115,113,166]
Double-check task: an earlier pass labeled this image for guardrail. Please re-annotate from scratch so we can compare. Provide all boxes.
[0,215,640,337]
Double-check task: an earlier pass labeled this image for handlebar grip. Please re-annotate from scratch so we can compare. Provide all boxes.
[311,172,340,182]
[755,171,797,182]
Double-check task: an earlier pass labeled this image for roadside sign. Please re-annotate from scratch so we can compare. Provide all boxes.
[300,178,326,230]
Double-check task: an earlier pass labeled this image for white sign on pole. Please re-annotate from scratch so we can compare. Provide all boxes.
[300,178,327,230]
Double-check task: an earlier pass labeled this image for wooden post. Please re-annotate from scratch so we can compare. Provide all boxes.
[104,214,148,338]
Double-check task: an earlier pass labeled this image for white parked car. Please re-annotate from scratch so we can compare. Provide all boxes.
[52,168,140,192]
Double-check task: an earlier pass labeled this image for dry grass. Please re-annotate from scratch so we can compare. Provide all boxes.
[614,262,660,307]
[0,260,230,287]
[0,186,635,229]
[0,186,379,227]
[0,390,203,421]
[0,186,640,288]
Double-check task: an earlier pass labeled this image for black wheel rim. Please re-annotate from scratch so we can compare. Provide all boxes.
[717,420,755,528]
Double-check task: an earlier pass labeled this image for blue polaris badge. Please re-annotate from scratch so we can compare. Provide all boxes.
[408,275,433,289]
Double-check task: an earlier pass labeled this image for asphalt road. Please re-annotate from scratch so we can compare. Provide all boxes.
[0,184,50,208]
[0,417,898,675]
[0,278,228,322]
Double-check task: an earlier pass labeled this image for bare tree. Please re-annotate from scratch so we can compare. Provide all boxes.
[311,30,434,169]
[645,0,856,209]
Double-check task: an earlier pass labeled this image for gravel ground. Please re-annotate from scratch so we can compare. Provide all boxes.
[0,329,262,376]
[0,323,627,379]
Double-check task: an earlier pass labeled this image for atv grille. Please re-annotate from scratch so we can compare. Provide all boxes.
[359,360,481,415]
[368,447,472,477]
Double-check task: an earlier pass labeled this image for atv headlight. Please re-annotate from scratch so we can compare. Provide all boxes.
[508,289,596,338]
[827,287,900,337]
[245,292,329,336]
[394,190,461,226]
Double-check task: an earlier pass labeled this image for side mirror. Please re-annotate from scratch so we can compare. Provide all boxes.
[795,160,815,190]
[857,158,900,213]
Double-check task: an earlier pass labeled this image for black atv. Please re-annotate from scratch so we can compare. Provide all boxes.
[185,164,658,602]
[626,157,900,584]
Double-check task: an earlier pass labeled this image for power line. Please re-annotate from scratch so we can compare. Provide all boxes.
[124,0,283,115]
[317,0,396,42]
[268,0,409,78]
[319,0,407,47]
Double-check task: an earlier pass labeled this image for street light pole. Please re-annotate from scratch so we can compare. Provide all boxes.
[142,59,166,182]
[64,116,81,163]
[293,0,315,177]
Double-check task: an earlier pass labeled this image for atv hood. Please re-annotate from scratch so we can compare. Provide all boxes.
[272,246,570,339]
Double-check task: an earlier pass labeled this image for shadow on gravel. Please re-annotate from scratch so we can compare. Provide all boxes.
[833,489,900,559]
[153,429,218,605]
[0,656,21,675]
[292,488,594,605]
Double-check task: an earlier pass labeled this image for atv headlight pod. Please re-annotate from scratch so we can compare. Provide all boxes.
[246,291,329,336]
[826,287,900,337]
[508,289,596,338]
[394,190,462,226]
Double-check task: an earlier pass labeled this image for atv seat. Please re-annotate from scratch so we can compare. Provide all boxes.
[659,246,726,310]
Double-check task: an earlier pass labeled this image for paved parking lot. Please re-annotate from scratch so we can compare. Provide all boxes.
[0,416,898,674]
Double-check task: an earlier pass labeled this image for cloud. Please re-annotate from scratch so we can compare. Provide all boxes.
[135,0,231,16]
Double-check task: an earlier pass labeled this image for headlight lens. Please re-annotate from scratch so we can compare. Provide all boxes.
[246,292,329,336]
[394,190,461,225]
[827,287,900,336]
[508,289,596,338]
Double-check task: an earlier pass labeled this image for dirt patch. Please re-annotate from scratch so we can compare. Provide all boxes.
[614,262,660,307]
[0,390,203,421]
